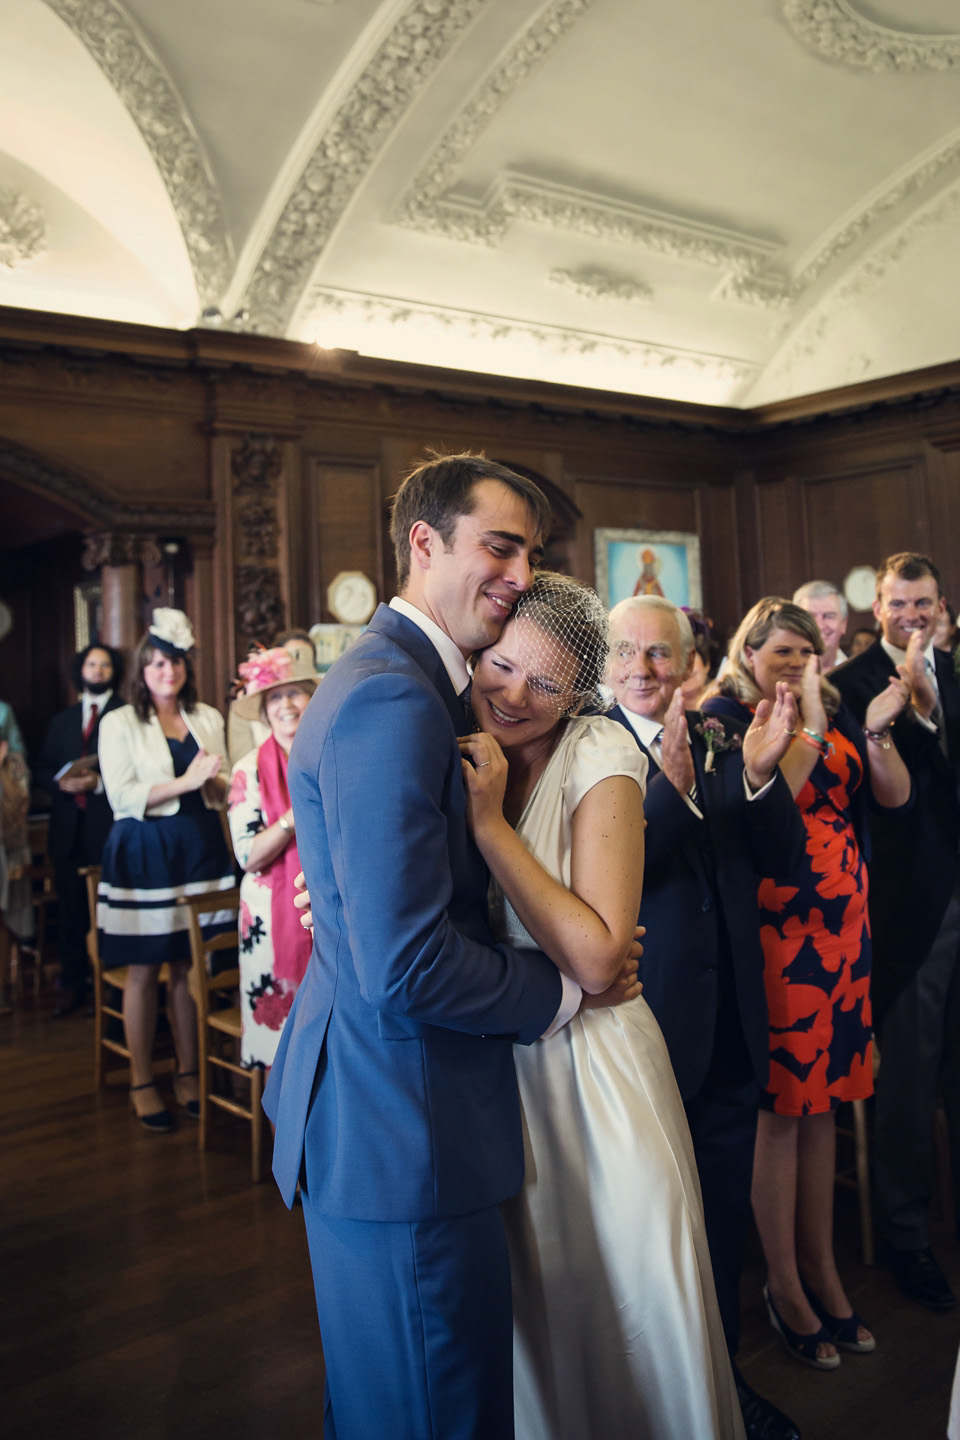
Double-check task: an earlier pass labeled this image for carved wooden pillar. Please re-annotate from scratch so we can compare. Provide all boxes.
[82,532,161,657]
[211,432,296,682]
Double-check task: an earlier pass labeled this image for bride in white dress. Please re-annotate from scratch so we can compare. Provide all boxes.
[460,573,745,1440]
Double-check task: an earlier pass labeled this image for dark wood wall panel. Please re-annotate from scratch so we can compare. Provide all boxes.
[5,308,960,756]
[309,460,384,622]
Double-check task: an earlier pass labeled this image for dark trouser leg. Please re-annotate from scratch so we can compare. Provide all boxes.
[684,1066,760,1357]
[302,1202,515,1440]
[875,889,960,1251]
[52,850,91,995]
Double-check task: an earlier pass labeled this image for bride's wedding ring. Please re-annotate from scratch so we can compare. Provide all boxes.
[475,760,491,767]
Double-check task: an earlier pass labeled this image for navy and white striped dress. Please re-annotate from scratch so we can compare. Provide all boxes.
[98,731,235,967]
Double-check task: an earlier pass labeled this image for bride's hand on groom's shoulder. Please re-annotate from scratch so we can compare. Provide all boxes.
[458,731,509,840]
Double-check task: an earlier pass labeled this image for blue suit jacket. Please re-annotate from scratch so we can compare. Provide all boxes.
[264,605,562,1215]
[609,705,804,1099]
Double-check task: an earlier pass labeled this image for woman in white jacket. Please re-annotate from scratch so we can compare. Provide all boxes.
[98,610,234,1132]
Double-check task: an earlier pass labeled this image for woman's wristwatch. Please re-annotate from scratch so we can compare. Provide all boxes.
[278,814,293,835]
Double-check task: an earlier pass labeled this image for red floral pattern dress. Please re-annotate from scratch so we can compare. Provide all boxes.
[757,726,874,1116]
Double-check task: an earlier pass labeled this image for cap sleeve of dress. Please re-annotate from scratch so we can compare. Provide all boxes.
[562,715,648,815]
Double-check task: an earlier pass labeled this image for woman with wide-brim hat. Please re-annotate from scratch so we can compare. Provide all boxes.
[227,647,318,1071]
[98,609,234,1132]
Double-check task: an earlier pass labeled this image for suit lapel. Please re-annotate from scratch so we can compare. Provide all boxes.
[368,604,469,736]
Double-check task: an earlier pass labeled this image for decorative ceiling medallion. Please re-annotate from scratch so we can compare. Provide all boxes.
[297,285,759,386]
[783,0,960,72]
[0,188,46,269]
[240,0,490,335]
[43,0,232,305]
[548,266,653,304]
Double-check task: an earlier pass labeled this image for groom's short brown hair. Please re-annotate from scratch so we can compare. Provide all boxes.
[390,451,551,590]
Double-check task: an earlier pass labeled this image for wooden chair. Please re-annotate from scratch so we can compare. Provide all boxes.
[10,817,60,999]
[178,888,265,1182]
[835,1097,873,1266]
[80,865,173,1088]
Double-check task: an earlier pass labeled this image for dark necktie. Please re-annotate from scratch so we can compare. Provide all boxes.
[76,703,98,811]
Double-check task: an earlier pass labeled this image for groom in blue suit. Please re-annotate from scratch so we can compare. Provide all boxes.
[265,455,588,1439]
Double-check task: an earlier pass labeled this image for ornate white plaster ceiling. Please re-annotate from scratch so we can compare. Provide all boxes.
[3,0,960,405]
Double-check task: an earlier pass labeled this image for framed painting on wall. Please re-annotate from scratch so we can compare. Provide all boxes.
[594,528,702,611]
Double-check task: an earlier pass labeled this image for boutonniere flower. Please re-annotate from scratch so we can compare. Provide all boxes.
[694,717,742,772]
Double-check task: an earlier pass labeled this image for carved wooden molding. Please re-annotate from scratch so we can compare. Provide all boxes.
[230,434,287,648]
[82,532,162,571]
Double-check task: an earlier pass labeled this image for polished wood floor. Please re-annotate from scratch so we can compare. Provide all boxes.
[4,989,960,1440]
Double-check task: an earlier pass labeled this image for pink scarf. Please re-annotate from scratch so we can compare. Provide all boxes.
[257,735,311,986]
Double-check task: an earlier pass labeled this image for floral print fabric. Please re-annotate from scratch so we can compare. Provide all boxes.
[757,725,873,1116]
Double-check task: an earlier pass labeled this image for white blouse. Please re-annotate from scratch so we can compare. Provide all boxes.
[98,703,230,820]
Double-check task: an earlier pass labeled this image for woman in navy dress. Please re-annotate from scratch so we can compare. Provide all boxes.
[98,610,234,1132]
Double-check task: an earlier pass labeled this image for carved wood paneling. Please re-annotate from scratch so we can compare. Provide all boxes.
[230,436,288,656]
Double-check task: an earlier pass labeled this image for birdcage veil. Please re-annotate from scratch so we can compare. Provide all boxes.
[511,571,613,717]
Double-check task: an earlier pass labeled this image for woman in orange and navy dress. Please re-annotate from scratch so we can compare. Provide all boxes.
[703,599,911,1371]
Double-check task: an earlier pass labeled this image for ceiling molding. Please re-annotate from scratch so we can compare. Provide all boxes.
[548,266,653,304]
[751,172,960,397]
[396,0,597,231]
[782,0,960,73]
[0,189,46,269]
[42,0,232,307]
[239,0,490,336]
[297,284,759,386]
[402,169,783,275]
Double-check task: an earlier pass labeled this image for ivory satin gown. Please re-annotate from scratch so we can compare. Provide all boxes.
[494,716,745,1440]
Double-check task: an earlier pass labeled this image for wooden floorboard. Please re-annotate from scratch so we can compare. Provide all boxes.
[4,991,960,1438]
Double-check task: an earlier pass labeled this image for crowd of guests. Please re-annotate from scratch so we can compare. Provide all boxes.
[4,451,960,1439]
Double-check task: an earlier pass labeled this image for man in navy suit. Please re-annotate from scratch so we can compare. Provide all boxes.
[833,552,960,1309]
[607,595,804,1440]
[35,644,124,1016]
[265,455,634,1440]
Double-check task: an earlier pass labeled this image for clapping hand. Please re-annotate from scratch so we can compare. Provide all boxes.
[184,747,223,790]
[864,667,912,734]
[660,689,695,797]
[581,926,645,1010]
[743,682,798,787]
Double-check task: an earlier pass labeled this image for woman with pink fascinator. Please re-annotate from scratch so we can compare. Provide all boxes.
[228,647,318,1071]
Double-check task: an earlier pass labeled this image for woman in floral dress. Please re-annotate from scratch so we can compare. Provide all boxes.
[228,648,317,1069]
[703,599,911,1369]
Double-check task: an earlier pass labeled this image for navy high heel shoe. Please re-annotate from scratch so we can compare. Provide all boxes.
[801,1278,876,1353]
[763,1284,841,1370]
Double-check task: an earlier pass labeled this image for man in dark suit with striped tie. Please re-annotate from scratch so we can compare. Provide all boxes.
[607,595,804,1440]
[35,644,125,1016]
[833,553,960,1309]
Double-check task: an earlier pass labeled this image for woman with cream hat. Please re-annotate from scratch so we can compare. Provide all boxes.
[98,609,234,1132]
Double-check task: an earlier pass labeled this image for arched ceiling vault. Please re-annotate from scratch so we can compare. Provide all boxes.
[3,0,960,406]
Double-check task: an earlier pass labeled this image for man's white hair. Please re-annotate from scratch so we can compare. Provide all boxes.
[792,579,848,621]
[608,595,696,665]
